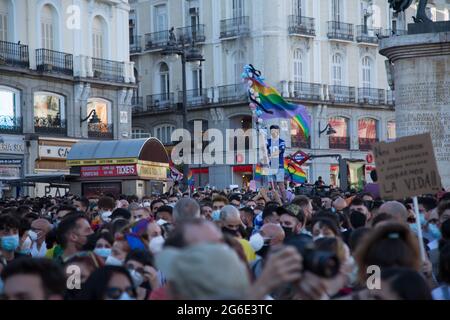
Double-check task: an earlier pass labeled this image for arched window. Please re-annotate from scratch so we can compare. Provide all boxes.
[41,4,57,50]
[293,49,303,82]
[132,128,150,139]
[34,91,66,134]
[358,118,378,150]
[362,56,373,88]
[331,53,343,85]
[87,98,113,139]
[159,63,170,99]
[0,86,20,132]
[328,116,349,149]
[155,124,175,144]
[92,16,107,59]
[233,50,245,84]
[387,120,396,140]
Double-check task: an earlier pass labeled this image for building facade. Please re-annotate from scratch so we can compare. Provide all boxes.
[0,0,135,197]
[130,0,449,189]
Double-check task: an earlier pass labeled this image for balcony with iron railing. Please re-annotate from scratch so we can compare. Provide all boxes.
[145,30,170,51]
[177,25,206,43]
[220,17,250,39]
[0,40,29,68]
[358,88,385,105]
[131,96,143,113]
[386,90,395,106]
[356,26,382,44]
[146,93,175,112]
[0,116,22,134]
[91,58,125,83]
[329,136,350,150]
[34,116,67,135]
[36,49,73,75]
[379,28,407,38]
[327,21,354,41]
[88,123,114,140]
[130,35,142,53]
[291,135,311,149]
[292,82,322,101]
[328,85,356,103]
[180,89,210,107]
[288,15,315,37]
[218,84,247,103]
[358,137,378,151]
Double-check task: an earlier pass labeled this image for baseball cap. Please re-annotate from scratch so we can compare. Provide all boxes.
[155,243,250,299]
[276,203,303,219]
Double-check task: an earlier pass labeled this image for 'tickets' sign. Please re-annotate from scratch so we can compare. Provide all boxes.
[373,133,442,200]
[81,165,137,178]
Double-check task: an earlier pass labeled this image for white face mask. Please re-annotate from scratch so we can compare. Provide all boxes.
[101,211,112,223]
[118,292,135,300]
[129,269,144,288]
[313,234,325,241]
[249,233,264,252]
[28,230,38,242]
[156,219,167,226]
[21,236,32,252]
[149,235,165,254]
[105,255,123,266]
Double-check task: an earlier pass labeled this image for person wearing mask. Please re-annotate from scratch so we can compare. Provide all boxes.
[74,197,90,214]
[277,204,309,241]
[219,205,256,263]
[125,249,159,300]
[147,221,164,255]
[87,232,114,259]
[173,198,201,224]
[212,195,229,221]
[239,207,255,239]
[155,205,173,225]
[150,199,165,216]
[200,202,213,221]
[0,258,66,300]
[78,265,137,300]
[167,195,179,206]
[292,195,314,223]
[0,215,23,263]
[56,214,94,264]
[229,194,242,208]
[349,197,372,222]
[96,196,116,224]
[30,218,52,258]
[432,243,450,300]
[53,205,77,227]
[105,234,132,266]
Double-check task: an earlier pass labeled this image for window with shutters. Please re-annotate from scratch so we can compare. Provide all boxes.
[159,63,170,99]
[232,0,245,18]
[41,5,54,50]
[154,5,168,32]
[362,56,373,88]
[293,49,303,82]
[332,53,343,85]
[233,50,245,84]
[0,13,7,41]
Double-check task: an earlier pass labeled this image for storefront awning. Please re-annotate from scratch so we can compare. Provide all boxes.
[1,173,73,186]
[67,138,169,166]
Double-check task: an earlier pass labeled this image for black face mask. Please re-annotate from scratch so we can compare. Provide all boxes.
[282,226,295,239]
[255,240,271,259]
[222,227,239,237]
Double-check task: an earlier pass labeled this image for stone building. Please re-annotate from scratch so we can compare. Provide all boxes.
[130,0,449,189]
[0,0,135,197]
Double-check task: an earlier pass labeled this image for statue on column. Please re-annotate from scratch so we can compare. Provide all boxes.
[388,0,431,23]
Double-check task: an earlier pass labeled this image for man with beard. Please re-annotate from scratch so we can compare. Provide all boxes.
[219,205,256,263]
[277,204,311,242]
[56,214,93,264]
[249,223,285,279]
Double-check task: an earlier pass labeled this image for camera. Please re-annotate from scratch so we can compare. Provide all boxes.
[285,237,340,278]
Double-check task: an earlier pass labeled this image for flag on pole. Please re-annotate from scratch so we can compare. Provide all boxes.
[284,158,307,184]
[187,169,195,186]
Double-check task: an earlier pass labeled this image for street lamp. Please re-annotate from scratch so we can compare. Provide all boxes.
[319,123,336,137]
[161,27,205,189]
[80,109,101,125]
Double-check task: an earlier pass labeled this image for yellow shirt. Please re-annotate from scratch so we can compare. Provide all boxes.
[238,238,257,263]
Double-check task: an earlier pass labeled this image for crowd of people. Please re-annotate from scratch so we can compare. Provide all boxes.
[0,178,450,300]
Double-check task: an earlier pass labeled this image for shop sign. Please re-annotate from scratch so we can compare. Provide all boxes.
[39,146,71,159]
[81,164,137,178]
[0,159,22,165]
[0,166,21,178]
[68,158,137,166]
[0,138,25,154]
[138,164,167,180]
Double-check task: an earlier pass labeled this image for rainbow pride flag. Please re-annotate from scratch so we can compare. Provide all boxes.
[254,164,262,181]
[243,65,311,139]
[187,170,194,186]
[284,158,307,184]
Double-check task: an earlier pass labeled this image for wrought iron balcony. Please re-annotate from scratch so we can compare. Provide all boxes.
[91,58,125,83]
[288,15,315,36]
[145,30,169,50]
[220,17,250,39]
[218,84,247,103]
[146,93,175,111]
[329,136,350,150]
[356,26,382,44]
[327,21,354,41]
[386,90,395,106]
[0,40,29,68]
[130,35,142,53]
[328,85,356,103]
[358,137,378,151]
[34,116,67,135]
[88,123,114,139]
[0,116,22,134]
[36,49,73,75]
[358,88,385,105]
[292,82,322,101]
[177,25,206,43]
[291,135,311,149]
[180,89,210,107]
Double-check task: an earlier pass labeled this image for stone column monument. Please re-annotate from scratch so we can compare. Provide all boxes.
[379,20,450,189]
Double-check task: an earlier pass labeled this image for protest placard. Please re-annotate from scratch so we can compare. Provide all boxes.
[373,133,442,200]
